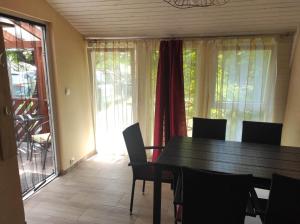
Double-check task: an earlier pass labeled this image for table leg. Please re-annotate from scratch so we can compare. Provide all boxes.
[153,165,162,224]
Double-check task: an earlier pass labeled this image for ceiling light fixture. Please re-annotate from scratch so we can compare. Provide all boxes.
[163,0,229,9]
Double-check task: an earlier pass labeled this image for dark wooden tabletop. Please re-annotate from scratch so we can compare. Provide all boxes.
[156,137,300,180]
[153,137,300,224]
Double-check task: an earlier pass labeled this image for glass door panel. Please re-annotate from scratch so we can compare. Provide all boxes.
[1,15,56,196]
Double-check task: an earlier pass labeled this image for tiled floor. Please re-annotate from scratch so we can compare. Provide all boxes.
[24,155,262,224]
[18,141,55,194]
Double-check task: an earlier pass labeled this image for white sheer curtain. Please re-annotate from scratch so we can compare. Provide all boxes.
[212,38,277,140]
[183,40,217,135]
[184,37,278,141]
[88,40,159,155]
[88,37,278,154]
[135,40,160,145]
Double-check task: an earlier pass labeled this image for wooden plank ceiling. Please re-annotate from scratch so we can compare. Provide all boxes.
[46,0,300,38]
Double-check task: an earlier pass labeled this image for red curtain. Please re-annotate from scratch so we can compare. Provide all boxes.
[153,40,187,161]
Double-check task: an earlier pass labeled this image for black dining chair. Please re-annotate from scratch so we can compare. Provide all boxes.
[241,121,283,145]
[253,174,300,224]
[241,121,283,218]
[192,117,227,140]
[123,123,173,215]
[181,168,252,224]
[173,118,227,222]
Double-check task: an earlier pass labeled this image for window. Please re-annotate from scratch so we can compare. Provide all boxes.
[211,39,276,140]
[89,38,277,152]
[182,38,277,141]
[93,47,134,155]
[151,48,197,136]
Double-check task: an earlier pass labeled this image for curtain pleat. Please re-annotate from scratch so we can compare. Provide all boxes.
[135,40,160,146]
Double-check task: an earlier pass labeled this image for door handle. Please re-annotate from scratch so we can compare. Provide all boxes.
[3,106,11,116]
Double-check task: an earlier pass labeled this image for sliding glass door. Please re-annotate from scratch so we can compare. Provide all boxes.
[0,15,56,196]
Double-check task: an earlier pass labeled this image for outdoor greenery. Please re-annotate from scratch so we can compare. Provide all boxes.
[212,49,271,119]
[95,48,197,135]
[6,49,37,98]
[211,48,273,140]
[148,49,197,134]
[6,49,34,66]
[95,51,133,110]
[183,49,196,134]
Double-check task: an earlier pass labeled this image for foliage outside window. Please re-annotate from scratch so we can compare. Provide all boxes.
[211,47,274,140]
[150,49,197,136]
[183,49,197,136]
[90,38,276,146]
[7,49,37,99]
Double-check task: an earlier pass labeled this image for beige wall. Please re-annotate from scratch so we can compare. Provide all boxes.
[274,35,293,123]
[0,0,95,171]
[282,32,300,147]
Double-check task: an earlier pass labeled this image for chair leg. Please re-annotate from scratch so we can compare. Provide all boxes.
[130,178,136,215]
[259,214,265,224]
[174,204,177,224]
[29,142,34,161]
[142,180,146,194]
[42,148,48,170]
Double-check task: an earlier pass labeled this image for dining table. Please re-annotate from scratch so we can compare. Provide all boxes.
[153,136,300,224]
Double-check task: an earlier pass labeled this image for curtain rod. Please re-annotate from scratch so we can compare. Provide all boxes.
[85,32,294,41]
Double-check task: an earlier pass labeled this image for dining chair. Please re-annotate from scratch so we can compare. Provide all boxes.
[241,121,283,218]
[253,174,300,224]
[14,115,34,160]
[181,168,252,224]
[14,119,26,151]
[192,117,227,140]
[241,121,283,145]
[173,117,227,222]
[123,123,173,215]
[31,120,51,169]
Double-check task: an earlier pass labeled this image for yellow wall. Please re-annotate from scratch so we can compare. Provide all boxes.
[0,0,95,171]
[282,32,300,147]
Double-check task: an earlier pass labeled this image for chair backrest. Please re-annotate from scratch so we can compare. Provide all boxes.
[264,174,300,224]
[241,121,282,145]
[123,123,147,165]
[14,119,26,148]
[192,117,227,140]
[182,168,252,224]
[31,120,50,135]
